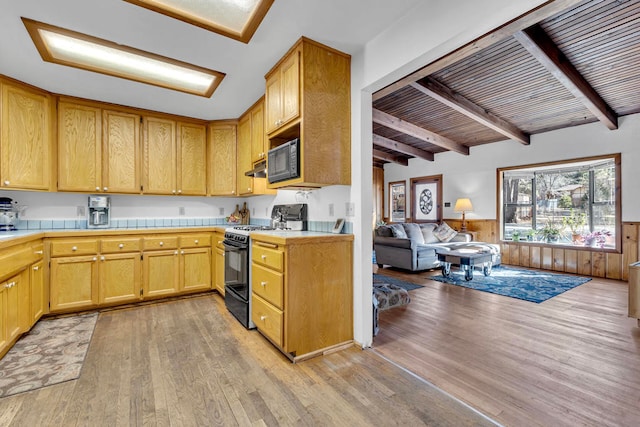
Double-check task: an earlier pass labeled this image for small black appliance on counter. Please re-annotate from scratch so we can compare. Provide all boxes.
[271,203,308,231]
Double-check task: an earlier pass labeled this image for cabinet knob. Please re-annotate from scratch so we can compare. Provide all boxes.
[103,187,108,191]
[34,250,44,255]
[260,281,267,287]
[96,186,100,191]
[222,253,225,257]
[33,266,39,271]
[260,315,267,321]
[4,180,9,185]
[92,257,97,261]
[174,251,179,255]
[118,243,124,248]
[194,240,199,244]
[72,246,78,251]
[248,187,251,192]
[101,256,105,261]
[172,190,176,194]
[231,190,235,194]
[159,242,164,246]
[181,250,185,255]
[177,190,182,194]
[217,241,222,244]
[261,254,267,260]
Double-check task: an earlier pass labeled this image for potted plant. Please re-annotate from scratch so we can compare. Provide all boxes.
[525,229,536,241]
[582,229,612,248]
[511,230,521,241]
[538,222,562,243]
[562,209,586,244]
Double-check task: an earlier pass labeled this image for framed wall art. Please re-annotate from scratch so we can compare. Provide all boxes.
[388,180,406,223]
[410,175,442,223]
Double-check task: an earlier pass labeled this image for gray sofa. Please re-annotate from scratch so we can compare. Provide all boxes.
[374,222,501,271]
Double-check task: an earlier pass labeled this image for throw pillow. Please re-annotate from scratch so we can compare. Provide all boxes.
[433,222,457,242]
[402,223,425,244]
[388,223,408,239]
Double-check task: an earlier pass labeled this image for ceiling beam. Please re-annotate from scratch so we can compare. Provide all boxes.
[410,79,530,145]
[373,0,583,101]
[373,149,409,166]
[373,134,434,161]
[514,24,618,130]
[372,109,469,155]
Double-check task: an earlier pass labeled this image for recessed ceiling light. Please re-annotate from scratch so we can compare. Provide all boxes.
[123,0,274,43]
[22,17,225,97]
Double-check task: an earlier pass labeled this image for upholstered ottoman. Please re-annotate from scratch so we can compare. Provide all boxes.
[373,283,411,335]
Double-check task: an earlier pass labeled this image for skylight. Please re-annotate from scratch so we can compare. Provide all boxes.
[22,18,225,97]
[124,0,274,43]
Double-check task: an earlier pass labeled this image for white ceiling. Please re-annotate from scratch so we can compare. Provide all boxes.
[0,0,423,120]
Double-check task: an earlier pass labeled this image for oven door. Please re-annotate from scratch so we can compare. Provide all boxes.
[223,239,249,300]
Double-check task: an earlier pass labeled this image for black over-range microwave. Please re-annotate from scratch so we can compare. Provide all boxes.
[267,138,300,184]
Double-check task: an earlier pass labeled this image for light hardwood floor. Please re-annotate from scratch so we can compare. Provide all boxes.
[373,264,640,427]
[0,293,497,426]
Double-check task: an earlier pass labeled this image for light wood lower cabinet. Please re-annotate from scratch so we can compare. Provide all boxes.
[30,260,46,324]
[99,253,142,305]
[213,230,226,295]
[250,234,353,361]
[50,254,100,312]
[142,249,179,298]
[181,247,211,292]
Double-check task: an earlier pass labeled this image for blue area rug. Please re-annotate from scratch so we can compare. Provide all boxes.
[373,274,423,291]
[430,266,591,303]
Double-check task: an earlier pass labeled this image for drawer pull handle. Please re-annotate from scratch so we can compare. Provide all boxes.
[72,246,78,251]
[260,315,267,321]
[33,266,39,271]
[261,281,267,287]
[118,243,124,248]
[34,250,44,254]
[256,242,278,249]
[159,242,164,246]
[6,282,15,288]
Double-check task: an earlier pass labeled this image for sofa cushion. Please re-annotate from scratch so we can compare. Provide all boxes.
[388,224,408,238]
[433,222,457,242]
[376,225,393,237]
[420,223,440,244]
[402,223,425,244]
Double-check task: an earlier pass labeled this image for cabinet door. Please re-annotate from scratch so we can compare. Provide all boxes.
[177,122,207,195]
[143,250,179,298]
[100,253,141,305]
[57,102,102,192]
[0,285,7,352]
[30,260,46,326]
[103,110,141,194]
[250,101,266,163]
[208,122,236,196]
[214,247,225,295]
[1,84,53,190]
[265,71,282,134]
[50,255,99,312]
[143,117,176,195]
[4,272,23,342]
[181,247,211,292]
[280,52,300,127]
[237,113,253,195]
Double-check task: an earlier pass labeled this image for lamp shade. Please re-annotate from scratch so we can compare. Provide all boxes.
[454,198,473,212]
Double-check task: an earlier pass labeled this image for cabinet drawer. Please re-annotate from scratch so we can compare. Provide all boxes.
[214,233,225,250]
[0,246,33,281]
[50,239,99,257]
[252,293,283,347]
[101,237,141,253]
[179,234,211,248]
[252,243,284,271]
[142,236,178,251]
[252,263,284,309]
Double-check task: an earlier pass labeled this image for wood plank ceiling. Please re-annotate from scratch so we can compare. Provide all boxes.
[372,0,640,167]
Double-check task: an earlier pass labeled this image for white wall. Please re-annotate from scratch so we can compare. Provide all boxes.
[383,113,640,222]
[350,0,554,348]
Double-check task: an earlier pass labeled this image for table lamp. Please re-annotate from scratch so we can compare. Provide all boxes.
[454,198,473,232]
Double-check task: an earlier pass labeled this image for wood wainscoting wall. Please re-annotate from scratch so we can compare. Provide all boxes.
[445,219,640,281]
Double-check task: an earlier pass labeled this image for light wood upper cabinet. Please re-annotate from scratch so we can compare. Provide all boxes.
[264,37,351,189]
[0,82,54,191]
[265,51,299,135]
[143,116,176,195]
[237,112,253,196]
[57,101,102,192]
[251,100,267,163]
[208,122,237,196]
[177,122,207,196]
[103,110,141,194]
